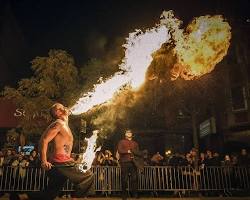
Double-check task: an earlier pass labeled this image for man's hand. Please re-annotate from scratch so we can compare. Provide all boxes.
[128,150,131,154]
[41,161,53,170]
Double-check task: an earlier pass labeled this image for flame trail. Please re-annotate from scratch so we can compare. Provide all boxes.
[71,24,171,115]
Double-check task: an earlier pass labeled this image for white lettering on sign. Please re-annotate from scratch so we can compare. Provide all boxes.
[13,108,50,121]
[14,108,25,117]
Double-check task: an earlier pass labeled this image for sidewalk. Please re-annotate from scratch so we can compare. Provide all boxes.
[58,198,250,200]
[53,198,250,200]
[2,195,250,200]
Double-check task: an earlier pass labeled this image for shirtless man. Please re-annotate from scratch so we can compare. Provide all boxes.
[40,103,73,169]
[16,103,94,200]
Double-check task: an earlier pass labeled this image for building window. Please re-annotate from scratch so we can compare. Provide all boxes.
[231,86,248,111]
[234,112,248,124]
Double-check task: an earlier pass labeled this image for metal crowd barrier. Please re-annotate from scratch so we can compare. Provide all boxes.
[0,166,249,193]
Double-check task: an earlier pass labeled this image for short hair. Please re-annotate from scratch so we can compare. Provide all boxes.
[49,103,60,119]
[125,129,132,134]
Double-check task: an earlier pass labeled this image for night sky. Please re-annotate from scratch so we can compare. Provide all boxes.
[0,0,249,90]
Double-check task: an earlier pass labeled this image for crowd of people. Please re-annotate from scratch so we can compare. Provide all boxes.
[0,147,249,173]
[91,147,250,168]
[0,145,250,199]
[0,148,40,177]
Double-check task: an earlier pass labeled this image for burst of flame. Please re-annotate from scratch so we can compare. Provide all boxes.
[71,11,231,170]
[169,15,231,80]
[78,130,101,172]
[70,24,171,115]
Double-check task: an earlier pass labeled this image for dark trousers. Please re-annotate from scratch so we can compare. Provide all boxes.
[120,161,138,198]
[27,161,94,200]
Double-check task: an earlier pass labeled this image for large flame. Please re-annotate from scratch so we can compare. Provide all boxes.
[169,15,231,80]
[78,130,101,172]
[71,11,231,114]
[71,24,171,115]
[71,11,231,171]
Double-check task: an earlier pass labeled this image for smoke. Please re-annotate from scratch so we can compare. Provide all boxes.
[83,32,124,69]
[89,87,140,138]
[89,45,176,138]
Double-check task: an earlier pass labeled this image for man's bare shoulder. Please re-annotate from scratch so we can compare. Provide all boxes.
[47,119,64,130]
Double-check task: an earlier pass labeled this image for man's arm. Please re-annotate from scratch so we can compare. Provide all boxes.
[40,121,61,170]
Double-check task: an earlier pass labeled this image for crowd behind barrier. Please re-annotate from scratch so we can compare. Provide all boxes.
[0,147,250,197]
[0,166,250,196]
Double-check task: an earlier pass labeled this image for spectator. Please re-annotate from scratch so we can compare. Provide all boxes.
[190,148,198,167]
[162,150,172,166]
[238,149,250,166]
[94,151,105,166]
[102,150,118,166]
[29,149,40,167]
[204,150,214,166]
[231,154,238,166]
[142,149,150,166]
[199,152,206,168]
[19,155,29,179]
[185,153,194,167]
[11,154,22,178]
[0,151,4,200]
[222,154,232,167]
[3,149,13,166]
[150,152,164,166]
[212,152,221,166]
[168,152,184,166]
[0,150,4,176]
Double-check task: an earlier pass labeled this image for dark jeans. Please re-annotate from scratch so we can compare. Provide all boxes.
[27,161,94,200]
[120,161,138,198]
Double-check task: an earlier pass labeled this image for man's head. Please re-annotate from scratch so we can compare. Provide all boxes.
[241,148,247,155]
[50,103,70,120]
[125,129,133,140]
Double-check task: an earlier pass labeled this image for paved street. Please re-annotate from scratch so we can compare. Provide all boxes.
[1,194,250,200]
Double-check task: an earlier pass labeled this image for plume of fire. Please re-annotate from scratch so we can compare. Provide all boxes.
[70,23,171,115]
[70,11,231,172]
[78,130,101,172]
[168,15,231,80]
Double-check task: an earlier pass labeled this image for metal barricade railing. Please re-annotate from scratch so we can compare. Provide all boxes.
[0,165,249,193]
[138,166,195,191]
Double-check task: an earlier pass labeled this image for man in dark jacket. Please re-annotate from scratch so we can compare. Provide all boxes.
[117,130,142,200]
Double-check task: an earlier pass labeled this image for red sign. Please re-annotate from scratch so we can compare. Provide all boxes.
[0,99,19,128]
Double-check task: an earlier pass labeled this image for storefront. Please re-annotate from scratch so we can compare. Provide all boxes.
[0,98,19,148]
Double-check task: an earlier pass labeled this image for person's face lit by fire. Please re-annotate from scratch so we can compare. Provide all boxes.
[6,149,12,156]
[224,155,230,161]
[125,130,133,141]
[50,103,70,120]
[200,153,205,160]
[241,149,247,156]
[206,150,212,158]
[31,150,37,157]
